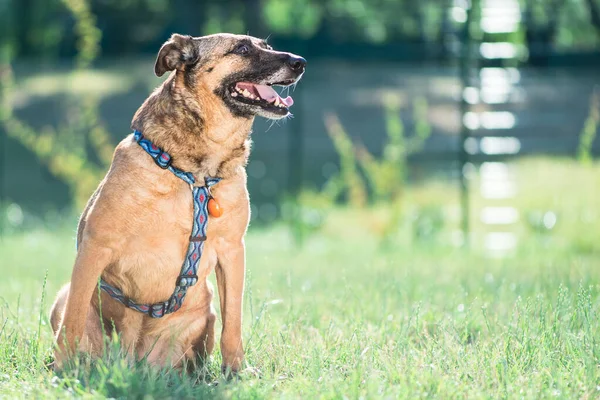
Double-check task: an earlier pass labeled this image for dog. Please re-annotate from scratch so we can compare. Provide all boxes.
[49,33,305,374]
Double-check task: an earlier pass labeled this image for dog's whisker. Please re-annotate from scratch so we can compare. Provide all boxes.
[266,119,278,132]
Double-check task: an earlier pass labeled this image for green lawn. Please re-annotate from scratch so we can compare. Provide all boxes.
[1,215,600,398]
[1,158,600,398]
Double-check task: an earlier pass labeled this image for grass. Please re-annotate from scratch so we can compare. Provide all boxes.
[1,158,600,398]
[2,222,600,398]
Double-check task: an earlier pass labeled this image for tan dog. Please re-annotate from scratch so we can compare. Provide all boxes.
[49,33,305,374]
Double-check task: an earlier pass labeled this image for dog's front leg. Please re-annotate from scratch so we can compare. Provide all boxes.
[54,241,112,369]
[215,240,245,374]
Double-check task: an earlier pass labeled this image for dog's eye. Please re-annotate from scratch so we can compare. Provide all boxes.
[235,44,250,56]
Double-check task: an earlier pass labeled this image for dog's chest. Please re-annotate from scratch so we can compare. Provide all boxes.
[115,188,199,300]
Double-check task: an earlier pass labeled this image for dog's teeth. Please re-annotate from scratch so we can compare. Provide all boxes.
[242,89,251,97]
[274,97,280,106]
[231,92,238,97]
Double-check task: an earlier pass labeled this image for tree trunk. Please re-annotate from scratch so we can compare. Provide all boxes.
[15,0,33,56]
[585,0,600,37]
[524,0,566,66]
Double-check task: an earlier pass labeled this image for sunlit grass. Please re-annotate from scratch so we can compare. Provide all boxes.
[2,223,600,398]
[11,58,159,105]
[18,70,134,99]
[1,157,600,398]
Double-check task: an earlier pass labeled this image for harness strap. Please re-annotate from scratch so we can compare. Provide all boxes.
[133,130,196,185]
[98,130,221,318]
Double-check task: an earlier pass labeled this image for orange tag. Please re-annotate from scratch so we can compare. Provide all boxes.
[208,198,223,218]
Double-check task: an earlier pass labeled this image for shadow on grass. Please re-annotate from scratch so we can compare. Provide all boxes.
[51,348,223,399]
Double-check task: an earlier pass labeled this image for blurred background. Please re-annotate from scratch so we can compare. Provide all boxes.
[1,0,599,256]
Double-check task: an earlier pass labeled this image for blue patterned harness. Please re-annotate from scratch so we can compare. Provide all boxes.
[98,130,221,318]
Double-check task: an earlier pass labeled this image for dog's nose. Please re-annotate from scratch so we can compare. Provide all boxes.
[288,55,306,73]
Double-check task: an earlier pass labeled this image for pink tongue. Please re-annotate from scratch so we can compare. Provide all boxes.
[254,84,277,102]
[254,84,294,107]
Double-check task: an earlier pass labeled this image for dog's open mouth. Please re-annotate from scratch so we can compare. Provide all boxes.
[229,81,294,114]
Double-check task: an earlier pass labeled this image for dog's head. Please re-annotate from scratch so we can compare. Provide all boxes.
[154,33,306,120]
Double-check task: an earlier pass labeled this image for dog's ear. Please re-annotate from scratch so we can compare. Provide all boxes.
[154,34,200,77]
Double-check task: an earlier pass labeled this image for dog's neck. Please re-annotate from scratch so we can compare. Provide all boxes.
[131,72,253,181]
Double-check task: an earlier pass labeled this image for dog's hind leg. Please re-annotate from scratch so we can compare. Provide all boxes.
[50,282,106,362]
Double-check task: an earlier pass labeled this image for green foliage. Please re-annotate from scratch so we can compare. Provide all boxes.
[522,0,600,50]
[323,113,367,208]
[263,0,323,38]
[359,94,432,203]
[63,0,102,69]
[290,97,433,246]
[356,96,405,202]
[202,3,245,36]
[5,0,600,60]
[577,88,599,165]
[412,205,445,243]
[322,96,432,207]
[0,0,112,208]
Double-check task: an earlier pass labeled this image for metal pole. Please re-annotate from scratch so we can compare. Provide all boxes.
[459,1,476,246]
[0,0,17,238]
[0,96,4,238]
[288,86,303,196]
[0,6,10,238]
[285,38,307,246]
[288,83,304,245]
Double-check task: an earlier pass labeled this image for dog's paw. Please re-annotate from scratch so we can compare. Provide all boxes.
[239,365,262,379]
[220,364,262,381]
[220,364,239,380]
[51,351,66,373]
[46,360,57,372]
